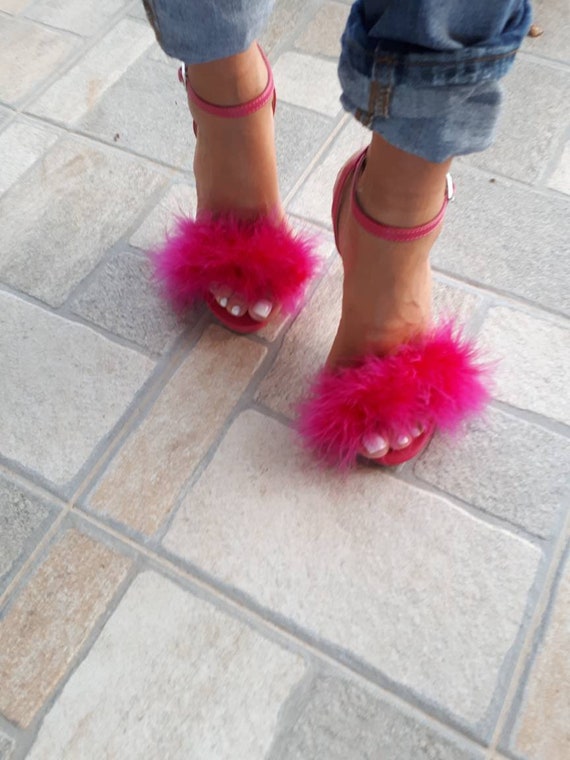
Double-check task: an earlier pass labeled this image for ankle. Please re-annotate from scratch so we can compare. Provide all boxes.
[186,43,267,108]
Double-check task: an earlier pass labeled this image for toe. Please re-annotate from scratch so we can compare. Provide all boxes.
[392,433,413,451]
[226,294,247,318]
[209,284,232,310]
[361,432,389,459]
[249,299,273,322]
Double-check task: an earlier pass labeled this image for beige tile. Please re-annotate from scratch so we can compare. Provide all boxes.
[0,0,31,13]
[29,18,154,124]
[513,554,570,759]
[129,184,197,251]
[25,0,130,37]
[257,257,342,417]
[548,140,570,195]
[28,571,305,759]
[296,1,349,57]
[164,410,540,725]
[480,307,570,426]
[0,529,131,727]
[0,17,75,104]
[88,326,266,535]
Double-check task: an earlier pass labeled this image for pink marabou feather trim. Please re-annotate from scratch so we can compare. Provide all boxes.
[297,322,493,468]
[152,213,319,312]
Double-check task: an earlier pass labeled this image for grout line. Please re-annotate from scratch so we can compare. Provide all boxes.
[68,508,491,754]
[486,508,570,754]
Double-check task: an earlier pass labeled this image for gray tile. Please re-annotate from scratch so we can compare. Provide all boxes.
[0,732,14,760]
[0,292,154,486]
[0,16,76,105]
[433,164,570,315]
[480,306,570,426]
[164,410,540,727]
[295,1,349,58]
[0,476,55,594]
[28,18,153,124]
[414,407,570,539]
[548,139,570,195]
[130,183,197,251]
[260,0,310,55]
[271,676,482,760]
[467,58,570,183]
[0,118,59,194]
[25,0,131,36]
[275,102,334,198]
[289,119,369,225]
[28,571,306,759]
[522,0,569,63]
[70,251,195,354]
[0,107,13,130]
[80,52,193,169]
[272,52,342,117]
[0,137,166,307]
[0,0,32,11]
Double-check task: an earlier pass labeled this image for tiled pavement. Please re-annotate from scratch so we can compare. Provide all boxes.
[0,0,568,757]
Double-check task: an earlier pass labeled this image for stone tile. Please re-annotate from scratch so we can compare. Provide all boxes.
[29,19,154,124]
[130,183,196,250]
[522,0,569,63]
[0,0,32,12]
[467,59,570,184]
[414,407,570,539]
[289,118,368,225]
[275,102,334,198]
[295,1,349,58]
[257,258,342,417]
[480,307,570,426]
[433,165,570,315]
[0,106,11,130]
[0,529,131,727]
[164,410,540,726]
[271,676,482,760]
[80,52,193,169]
[0,17,75,105]
[0,137,166,307]
[0,118,58,194]
[69,250,193,354]
[0,476,55,594]
[88,326,265,535]
[513,552,570,760]
[0,733,14,760]
[257,261,479,418]
[272,52,342,118]
[0,292,154,486]
[548,140,570,195]
[25,0,131,36]
[260,0,309,55]
[28,571,306,759]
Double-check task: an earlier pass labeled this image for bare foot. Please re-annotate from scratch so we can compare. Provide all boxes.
[187,43,282,321]
[329,137,451,459]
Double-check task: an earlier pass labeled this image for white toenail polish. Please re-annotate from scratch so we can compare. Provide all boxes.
[397,435,411,448]
[411,426,423,438]
[231,305,242,316]
[253,300,272,319]
[362,433,387,456]
[218,297,228,308]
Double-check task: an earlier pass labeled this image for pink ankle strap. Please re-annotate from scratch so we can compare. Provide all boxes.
[178,45,275,118]
[350,149,454,242]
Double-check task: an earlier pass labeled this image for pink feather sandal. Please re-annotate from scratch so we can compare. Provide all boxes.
[152,46,318,334]
[298,148,492,468]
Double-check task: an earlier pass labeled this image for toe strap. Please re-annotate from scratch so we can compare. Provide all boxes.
[152,214,319,312]
[297,322,493,468]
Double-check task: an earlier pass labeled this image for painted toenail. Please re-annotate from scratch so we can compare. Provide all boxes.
[362,433,388,456]
[231,305,242,316]
[218,296,228,308]
[396,434,411,448]
[411,425,423,438]
[252,300,272,319]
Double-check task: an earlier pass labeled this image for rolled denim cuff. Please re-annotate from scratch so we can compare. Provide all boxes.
[142,0,274,64]
[339,2,531,162]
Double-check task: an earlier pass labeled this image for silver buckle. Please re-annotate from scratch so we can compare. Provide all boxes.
[446,173,455,202]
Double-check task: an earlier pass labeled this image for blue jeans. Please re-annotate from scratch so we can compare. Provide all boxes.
[142,0,531,162]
